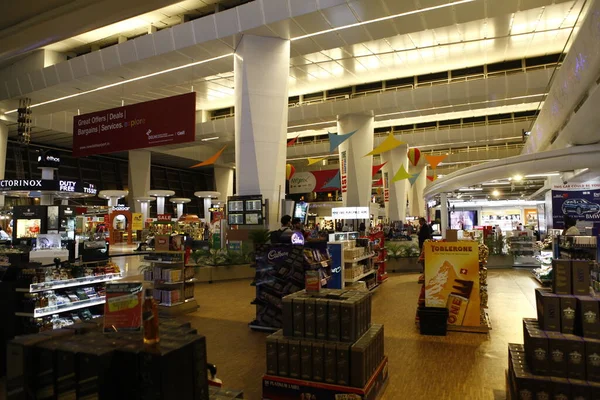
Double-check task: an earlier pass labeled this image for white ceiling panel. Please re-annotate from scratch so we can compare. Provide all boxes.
[99,46,121,71]
[337,26,373,46]
[84,51,106,76]
[453,1,485,24]
[320,4,359,28]
[290,0,319,16]
[293,12,333,33]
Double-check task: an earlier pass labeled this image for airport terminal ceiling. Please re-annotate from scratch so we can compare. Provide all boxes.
[0,0,592,200]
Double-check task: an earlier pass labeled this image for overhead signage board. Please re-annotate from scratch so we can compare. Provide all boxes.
[331,207,369,220]
[0,179,97,195]
[73,92,196,157]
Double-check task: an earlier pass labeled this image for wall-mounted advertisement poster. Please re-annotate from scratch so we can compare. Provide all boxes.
[551,183,600,228]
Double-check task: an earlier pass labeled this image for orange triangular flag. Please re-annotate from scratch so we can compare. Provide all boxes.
[424,155,447,170]
[190,146,227,168]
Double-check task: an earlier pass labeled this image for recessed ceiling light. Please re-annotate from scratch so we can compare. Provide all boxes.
[201,137,219,142]
[512,175,524,182]
[492,190,500,197]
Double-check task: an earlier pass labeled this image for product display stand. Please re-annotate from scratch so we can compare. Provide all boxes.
[262,288,388,399]
[143,250,198,316]
[416,240,491,334]
[369,231,388,284]
[13,259,122,333]
[508,231,541,268]
[249,242,332,332]
[6,318,213,400]
[506,257,600,399]
[328,240,378,291]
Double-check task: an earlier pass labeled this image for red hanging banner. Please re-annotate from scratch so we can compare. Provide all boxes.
[73,92,196,157]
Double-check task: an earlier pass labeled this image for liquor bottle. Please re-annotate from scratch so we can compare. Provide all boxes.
[143,288,160,345]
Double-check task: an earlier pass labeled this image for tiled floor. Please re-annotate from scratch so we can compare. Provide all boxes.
[178,268,539,400]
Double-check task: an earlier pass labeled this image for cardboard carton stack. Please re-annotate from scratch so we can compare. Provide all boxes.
[6,319,211,400]
[263,289,388,399]
[507,259,600,399]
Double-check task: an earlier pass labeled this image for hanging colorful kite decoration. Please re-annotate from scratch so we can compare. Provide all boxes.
[286,164,296,180]
[363,133,405,157]
[287,135,300,147]
[408,170,421,186]
[371,162,387,176]
[328,129,358,152]
[392,165,413,182]
[307,157,328,166]
[190,145,227,168]
[424,154,447,170]
[321,170,341,190]
[408,148,421,166]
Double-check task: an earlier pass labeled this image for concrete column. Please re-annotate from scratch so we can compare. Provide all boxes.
[128,150,151,213]
[381,143,409,221]
[0,122,7,206]
[234,35,290,230]
[411,166,428,217]
[214,166,234,201]
[337,113,374,207]
[440,193,448,238]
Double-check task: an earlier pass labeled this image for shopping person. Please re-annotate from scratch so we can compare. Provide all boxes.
[417,217,432,250]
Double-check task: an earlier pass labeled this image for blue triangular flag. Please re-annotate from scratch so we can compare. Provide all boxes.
[321,170,341,190]
[408,171,420,186]
[328,129,358,152]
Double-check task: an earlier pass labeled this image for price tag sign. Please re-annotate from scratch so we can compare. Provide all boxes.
[103,282,143,333]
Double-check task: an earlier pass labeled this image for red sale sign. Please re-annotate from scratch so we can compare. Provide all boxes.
[73,92,196,157]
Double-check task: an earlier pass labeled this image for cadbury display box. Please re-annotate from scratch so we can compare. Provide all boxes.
[577,297,600,339]
[536,288,561,332]
[553,259,572,295]
[572,261,592,296]
[560,296,578,335]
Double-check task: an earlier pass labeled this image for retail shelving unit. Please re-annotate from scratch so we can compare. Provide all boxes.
[508,232,540,267]
[13,262,122,333]
[249,242,332,332]
[143,250,198,315]
[329,240,378,291]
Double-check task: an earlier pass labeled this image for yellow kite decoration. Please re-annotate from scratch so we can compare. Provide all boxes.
[307,157,328,166]
[190,145,227,168]
[392,165,413,182]
[364,133,405,157]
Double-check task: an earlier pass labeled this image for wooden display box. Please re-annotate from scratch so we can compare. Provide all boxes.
[262,356,388,400]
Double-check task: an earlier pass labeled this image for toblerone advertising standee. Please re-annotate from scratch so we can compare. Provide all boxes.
[424,241,481,327]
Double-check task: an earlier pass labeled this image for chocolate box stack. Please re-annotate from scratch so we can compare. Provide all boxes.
[265,289,386,388]
[507,259,600,399]
[6,319,210,400]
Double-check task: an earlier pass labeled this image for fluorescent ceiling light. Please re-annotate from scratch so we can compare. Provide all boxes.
[290,0,475,41]
[481,182,511,186]
[201,137,219,142]
[524,173,560,177]
[4,53,234,114]
[458,188,483,192]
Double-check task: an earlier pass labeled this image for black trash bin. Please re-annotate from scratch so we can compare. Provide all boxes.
[418,307,449,336]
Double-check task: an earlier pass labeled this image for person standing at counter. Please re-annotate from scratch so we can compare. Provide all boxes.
[562,216,580,236]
